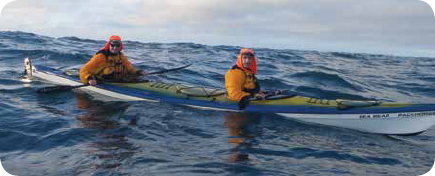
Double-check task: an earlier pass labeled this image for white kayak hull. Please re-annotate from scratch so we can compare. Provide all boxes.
[278,112,435,135]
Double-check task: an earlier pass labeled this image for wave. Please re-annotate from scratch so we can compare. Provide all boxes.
[0,31,433,101]
[291,71,363,91]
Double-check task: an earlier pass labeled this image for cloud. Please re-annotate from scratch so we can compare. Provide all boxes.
[1,0,434,56]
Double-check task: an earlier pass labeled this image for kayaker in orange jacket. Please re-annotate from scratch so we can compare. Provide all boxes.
[225,48,266,109]
[79,35,147,86]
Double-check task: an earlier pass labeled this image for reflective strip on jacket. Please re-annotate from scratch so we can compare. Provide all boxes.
[79,53,137,83]
[225,67,260,101]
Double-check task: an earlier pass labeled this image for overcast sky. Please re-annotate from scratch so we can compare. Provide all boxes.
[1,0,435,57]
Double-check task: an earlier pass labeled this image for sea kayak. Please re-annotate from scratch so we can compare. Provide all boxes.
[24,58,435,135]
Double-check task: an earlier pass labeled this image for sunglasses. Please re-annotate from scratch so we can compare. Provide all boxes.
[110,43,121,47]
[242,53,254,57]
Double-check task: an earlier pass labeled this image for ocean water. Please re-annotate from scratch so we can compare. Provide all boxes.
[1,31,435,176]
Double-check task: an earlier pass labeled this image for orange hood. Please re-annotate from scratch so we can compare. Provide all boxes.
[99,35,123,52]
[236,48,257,75]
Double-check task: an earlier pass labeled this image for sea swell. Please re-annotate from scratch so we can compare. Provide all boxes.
[0,31,434,176]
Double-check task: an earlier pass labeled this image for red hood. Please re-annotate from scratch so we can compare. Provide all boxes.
[236,48,257,74]
[99,35,123,52]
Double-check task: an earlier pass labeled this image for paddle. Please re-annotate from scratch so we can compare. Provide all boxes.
[36,64,192,93]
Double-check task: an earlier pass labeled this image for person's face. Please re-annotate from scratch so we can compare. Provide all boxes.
[109,41,121,54]
[241,54,253,68]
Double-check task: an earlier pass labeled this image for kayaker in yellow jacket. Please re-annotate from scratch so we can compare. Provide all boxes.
[225,48,266,109]
[79,35,147,86]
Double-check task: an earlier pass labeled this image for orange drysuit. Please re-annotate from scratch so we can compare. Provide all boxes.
[225,48,260,102]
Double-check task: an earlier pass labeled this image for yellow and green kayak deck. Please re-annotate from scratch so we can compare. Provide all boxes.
[105,81,425,113]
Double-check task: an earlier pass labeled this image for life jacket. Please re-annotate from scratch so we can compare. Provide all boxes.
[231,65,261,94]
[79,50,138,83]
[95,49,133,81]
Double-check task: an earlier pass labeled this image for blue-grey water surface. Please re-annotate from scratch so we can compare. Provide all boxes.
[1,31,435,176]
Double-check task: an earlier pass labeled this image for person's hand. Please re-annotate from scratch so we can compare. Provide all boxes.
[273,90,282,95]
[88,75,97,86]
[140,71,149,77]
[255,92,266,100]
[88,79,97,86]
[136,70,148,77]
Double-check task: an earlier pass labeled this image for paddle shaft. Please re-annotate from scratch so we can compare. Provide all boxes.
[146,64,191,75]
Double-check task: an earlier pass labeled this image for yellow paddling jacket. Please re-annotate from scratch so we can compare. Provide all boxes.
[225,66,261,101]
[79,50,139,83]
